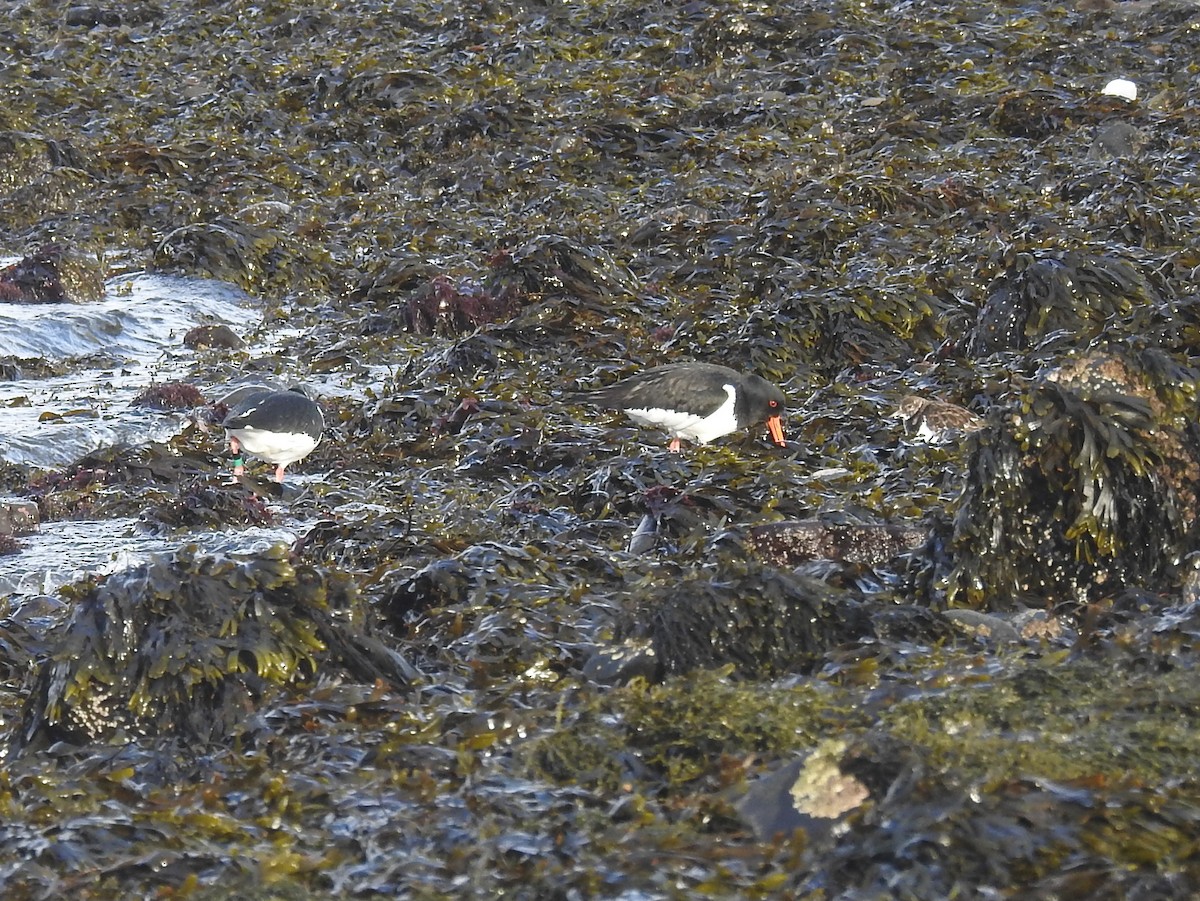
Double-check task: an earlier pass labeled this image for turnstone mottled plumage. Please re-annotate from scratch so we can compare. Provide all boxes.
[893,395,984,442]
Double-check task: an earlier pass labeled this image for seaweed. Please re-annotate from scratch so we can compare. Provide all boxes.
[11,544,411,753]
[3,0,1200,896]
[948,348,1200,610]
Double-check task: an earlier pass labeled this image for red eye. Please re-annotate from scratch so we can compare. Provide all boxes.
[769,400,778,408]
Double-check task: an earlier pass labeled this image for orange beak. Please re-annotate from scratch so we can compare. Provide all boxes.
[766,415,785,447]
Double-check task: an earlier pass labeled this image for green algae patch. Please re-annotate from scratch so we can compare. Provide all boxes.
[527,668,865,792]
[880,650,1200,786]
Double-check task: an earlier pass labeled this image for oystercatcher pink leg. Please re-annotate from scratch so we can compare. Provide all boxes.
[219,387,325,484]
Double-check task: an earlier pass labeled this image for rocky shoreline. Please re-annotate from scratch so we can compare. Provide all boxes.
[2,0,1200,897]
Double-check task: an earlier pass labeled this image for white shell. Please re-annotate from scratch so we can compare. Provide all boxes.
[1101,78,1137,101]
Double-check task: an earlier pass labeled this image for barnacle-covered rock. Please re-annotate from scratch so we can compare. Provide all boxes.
[748,518,926,567]
[947,347,1200,610]
[10,545,414,753]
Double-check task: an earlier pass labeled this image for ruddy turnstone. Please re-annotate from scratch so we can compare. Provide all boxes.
[893,395,985,442]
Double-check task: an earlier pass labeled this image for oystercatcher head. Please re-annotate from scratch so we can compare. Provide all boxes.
[220,387,324,482]
[583,362,786,451]
[892,395,984,442]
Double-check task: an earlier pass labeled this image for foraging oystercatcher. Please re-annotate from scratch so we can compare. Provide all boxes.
[892,395,984,442]
[221,388,324,482]
[582,362,786,451]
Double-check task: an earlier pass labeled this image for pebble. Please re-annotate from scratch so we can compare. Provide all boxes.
[0,498,39,536]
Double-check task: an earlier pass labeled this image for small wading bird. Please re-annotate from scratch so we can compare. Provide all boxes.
[892,395,985,442]
[581,362,786,451]
[220,387,325,483]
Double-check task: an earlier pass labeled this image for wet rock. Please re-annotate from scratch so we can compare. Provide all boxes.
[748,518,926,567]
[0,498,38,536]
[632,561,875,679]
[941,609,1022,642]
[183,324,244,350]
[64,6,122,27]
[1090,121,1147,160]
[0,244,103,303]
[582,638,657,685]
[734,740,869,842]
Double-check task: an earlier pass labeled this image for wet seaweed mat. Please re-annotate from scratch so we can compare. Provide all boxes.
[2,0,1200,897]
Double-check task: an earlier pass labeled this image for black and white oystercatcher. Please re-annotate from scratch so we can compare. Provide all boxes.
[221,388,324,482]
[582,362,786,451]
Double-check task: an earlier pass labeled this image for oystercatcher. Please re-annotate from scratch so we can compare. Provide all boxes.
[582,362,786,451]
[221,388,324,482]
[892,395,984,442]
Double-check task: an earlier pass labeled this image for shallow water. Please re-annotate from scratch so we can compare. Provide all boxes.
[0,273,253,468]
[0,518,300,596]
[0,272,282,598]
